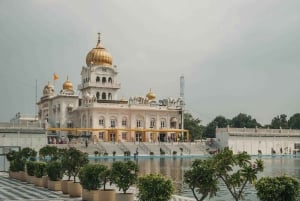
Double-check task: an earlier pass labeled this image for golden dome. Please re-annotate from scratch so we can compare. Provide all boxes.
[146,89,156,101]
[63,77,73,90]
[86,33,112,67]
[43,82,54,96]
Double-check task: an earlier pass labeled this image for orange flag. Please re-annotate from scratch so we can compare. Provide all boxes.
[53,73,59,81]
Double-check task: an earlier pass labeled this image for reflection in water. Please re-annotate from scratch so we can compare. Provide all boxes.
[93,156,300,200]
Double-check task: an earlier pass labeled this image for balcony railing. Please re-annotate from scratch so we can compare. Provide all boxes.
[78,82,121,90]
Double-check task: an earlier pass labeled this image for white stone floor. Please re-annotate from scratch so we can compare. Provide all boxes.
[0,172,195,201]
[0,172,81,201]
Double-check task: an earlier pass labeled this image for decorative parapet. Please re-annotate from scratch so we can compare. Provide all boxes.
[216,127,300,137]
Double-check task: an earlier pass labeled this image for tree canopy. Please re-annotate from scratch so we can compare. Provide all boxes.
[184,159,218,201]
[203,116,229,138]
[255,175,300,201]
[270,114,288,129]
[185,112,300,140]
[288,113,300,129]
[230,113,261,128]
[184,113,204,140]
[184,147,264,201]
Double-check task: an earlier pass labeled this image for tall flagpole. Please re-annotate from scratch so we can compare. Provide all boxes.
[35,79,37,120]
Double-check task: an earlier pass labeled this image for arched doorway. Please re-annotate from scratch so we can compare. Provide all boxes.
[159,132,167,142]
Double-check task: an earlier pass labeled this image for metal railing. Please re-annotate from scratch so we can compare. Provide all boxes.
[118,141,130,153]
[138,142,152,154]
[179,143,191,154]
[97,142,107,154]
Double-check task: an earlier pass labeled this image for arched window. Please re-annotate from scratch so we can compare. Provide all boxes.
[136,115,144,128]
[108,77,112,83]
[108,93,112,100]
[160,118,166,128]
[82,115,87,128]
[170,117,177,128]
[122,117,127,127]
[150,118,156,128]
[96,92,100,100]
[99,117,105,126]
[102,92,106,100]
[96,76,100,82]
[102,77,106,84]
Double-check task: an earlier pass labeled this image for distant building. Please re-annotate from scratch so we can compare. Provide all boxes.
[37,33,188,143]
[216,127,300,155]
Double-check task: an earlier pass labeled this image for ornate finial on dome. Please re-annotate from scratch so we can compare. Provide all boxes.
[96,32,101,48]
[146,88,156,101]
[43,81,55,97]
[63,76,73,91]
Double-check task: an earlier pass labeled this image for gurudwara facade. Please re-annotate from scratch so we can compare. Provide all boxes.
[37,33,188,143]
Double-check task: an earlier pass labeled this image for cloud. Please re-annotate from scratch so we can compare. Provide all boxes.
[0,0,300,125]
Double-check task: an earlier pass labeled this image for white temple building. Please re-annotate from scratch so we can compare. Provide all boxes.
[216,127,300,155]
[37,33,188,143]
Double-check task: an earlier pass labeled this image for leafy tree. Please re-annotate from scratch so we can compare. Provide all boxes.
[184,159,218,201]
[111,160,139,193]
[270,114,288,129]
[230,113,261,128]
[99,167,112,190]
[184,113,203,140]
[255,175,300,201]
[213,147,264,201]
[61,147,89,182]
[288,113,300,129]
[204,116,229,138]
[39,145,61,161]
[6,150,18,161]
[137,174,174,201]
[46,161,63,181]
[79,164,107,191]
[20,147,37,161]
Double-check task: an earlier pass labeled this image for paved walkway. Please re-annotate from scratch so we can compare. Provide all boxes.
[0,172,195,201]
[0,172,81,201]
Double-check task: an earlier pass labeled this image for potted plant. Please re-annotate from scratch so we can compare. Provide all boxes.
[8,160,18,179]
[46,161,63,191]
[20,147,37,162]
[26,161,35,183]
[39,145,60,161]
[6,150,17,178]
[111,161,139,201]
[33,161,47,187]
[60,148,72,194]
[124,151,131,156]
[137,174,174,201]
[180,147,184,155]
[9,147,36,181]
[62,147,89,197]
[98,165,115,201]
[79,163,108,201]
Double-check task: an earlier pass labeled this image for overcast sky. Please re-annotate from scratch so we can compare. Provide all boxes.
[0,0,300,125]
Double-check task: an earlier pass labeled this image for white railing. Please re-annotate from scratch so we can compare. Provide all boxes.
[217,127,300,136]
